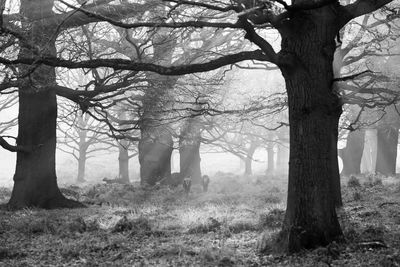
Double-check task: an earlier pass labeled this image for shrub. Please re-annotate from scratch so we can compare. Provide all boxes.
[112,216,134,233]
[0,247,22,260]
[60,243,80,260]
[347,175,361,188]
[228,220,257,233]
[187,217,221,234]
[15,217,56,235]
[68,217,87,233]
[373,177,383,186]
[353,191,362,201]
[112,216,152,235]
[259,209,285,229]
[263,195,281,204]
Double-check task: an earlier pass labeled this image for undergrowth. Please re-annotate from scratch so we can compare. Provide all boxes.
[0,173,399,266]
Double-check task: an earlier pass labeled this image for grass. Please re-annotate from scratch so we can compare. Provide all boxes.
[0,173,399,266]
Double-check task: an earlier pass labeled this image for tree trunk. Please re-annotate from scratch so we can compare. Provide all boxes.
[360,129,377,173]
[376,126,399,176]
[138,76,174,186]
[266,142,275,174]
[76,150,87,183]
[244,157,253,175]
[118,142,130,183]
[278,8,343,252]
[179,117,202,184]
[139,134,173,186]
[339,130,365,176]
[179,143,201,183]
[245,141,258,175]
[8,0,82,209]
[330,116,343,207]
[76,117,88,184]
[276,144,289,175]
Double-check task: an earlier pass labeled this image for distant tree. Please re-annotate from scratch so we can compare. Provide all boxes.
[334,10,400,177]
[57,103,115,183]
[265,141,275,174]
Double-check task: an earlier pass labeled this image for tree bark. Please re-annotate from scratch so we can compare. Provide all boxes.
[330,115,343,207]
[338,130,365,176]
[8,0,83,209]
[375,126,399,176]
[277,7,343,252]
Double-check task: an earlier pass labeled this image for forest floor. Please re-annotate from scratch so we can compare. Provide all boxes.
[0,173,400,266]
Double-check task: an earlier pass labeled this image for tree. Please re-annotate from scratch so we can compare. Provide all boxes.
[1,0,139,208]
[334,9,400,176]
[339,129,365,176]
[57,103,115,183]
[266,141,275,174]
[1,0,395,251]
[374,105,400,175]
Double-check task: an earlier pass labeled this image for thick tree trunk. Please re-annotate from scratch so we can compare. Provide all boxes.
[376,126,399,176]
[9,90,82,209]
[138,31,177,186]
[330,116,343,207]
[8,0,82,209]
[76,151,87,183]
[339,130,365,176]
[118,142,130,183]
[138,81,174,186]
[266,142,275,174]
[278,8,343,252]
[139,134,173,186]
